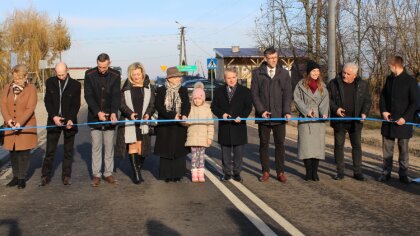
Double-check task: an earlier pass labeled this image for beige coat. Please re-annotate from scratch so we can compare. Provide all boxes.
[185,102,214,147]
[1,83,38,151]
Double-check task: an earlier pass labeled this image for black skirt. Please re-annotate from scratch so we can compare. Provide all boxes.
[159,156,186,179]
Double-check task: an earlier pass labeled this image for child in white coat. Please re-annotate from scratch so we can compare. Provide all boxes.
[185,82,214,182]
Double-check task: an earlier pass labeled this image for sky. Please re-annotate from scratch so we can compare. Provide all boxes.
[1,0,264,79]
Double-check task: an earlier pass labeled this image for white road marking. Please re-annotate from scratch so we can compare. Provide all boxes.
[188,154,277,236]
[205,155,305,236]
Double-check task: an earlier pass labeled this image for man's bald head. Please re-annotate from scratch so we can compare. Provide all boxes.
[55,62,68,80]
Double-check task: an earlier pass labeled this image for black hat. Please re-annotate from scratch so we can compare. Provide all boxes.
[306,60,320,74]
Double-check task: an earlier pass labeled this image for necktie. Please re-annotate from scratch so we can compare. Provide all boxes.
[269,69,274,78]
[228,86,234,102]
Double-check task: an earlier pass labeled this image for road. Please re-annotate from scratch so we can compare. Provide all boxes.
[0,106,419,236]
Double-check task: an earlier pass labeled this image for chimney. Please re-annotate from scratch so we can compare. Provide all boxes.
[231,46,240,53]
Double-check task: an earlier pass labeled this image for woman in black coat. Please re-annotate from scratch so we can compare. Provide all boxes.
[116,62,155,184]
[154,67,191,182]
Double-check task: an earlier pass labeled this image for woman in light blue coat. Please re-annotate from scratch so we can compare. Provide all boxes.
[294,60,329,181]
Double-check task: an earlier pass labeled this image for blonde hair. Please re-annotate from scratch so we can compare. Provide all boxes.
[11,64,29,83]
[127,62,145,85]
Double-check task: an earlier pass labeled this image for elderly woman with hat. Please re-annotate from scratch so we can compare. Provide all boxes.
[154,67,191,182]
[293,60,329,181]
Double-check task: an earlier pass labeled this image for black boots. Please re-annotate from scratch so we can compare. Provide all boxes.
[303,159,313,181]
[129,154,145,184]
[129,154,141,184]
[17,179,26,189]
[312,159,319,181]
[6,177,18,187]
[304,159,319,181]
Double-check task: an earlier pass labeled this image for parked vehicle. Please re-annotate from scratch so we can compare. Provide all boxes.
[182,79,224,101]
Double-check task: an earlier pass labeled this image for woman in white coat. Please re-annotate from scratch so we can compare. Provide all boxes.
[294,60,329,181]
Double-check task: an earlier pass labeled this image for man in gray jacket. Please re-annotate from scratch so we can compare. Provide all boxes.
[251,47,293,183]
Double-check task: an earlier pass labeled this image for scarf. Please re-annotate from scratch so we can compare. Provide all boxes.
[309,79,318,94]
[164,81,182,113]
[124,86,151,143]
[12,82,26,95]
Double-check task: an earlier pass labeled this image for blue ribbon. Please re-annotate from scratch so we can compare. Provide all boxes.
[1,117,419,131]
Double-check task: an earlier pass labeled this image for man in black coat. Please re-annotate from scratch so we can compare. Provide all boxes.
[327,62,371,181]
[84,53,121,186]
[40,62,81,186]
[211,68,252,182]
[251,47,293,183]
[378,56,418,184]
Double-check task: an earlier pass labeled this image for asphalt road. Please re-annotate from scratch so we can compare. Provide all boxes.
[0,107,419,236]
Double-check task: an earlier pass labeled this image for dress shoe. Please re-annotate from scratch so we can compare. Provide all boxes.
[233,174,242,182]
[63,176,71,186]
[91,177,101,187]
[39,176,49,186]
[17,179,26,189]
[353,173,365,181]
[220,175,231,181]
[105,175,117,184]
[165,178,171,183]
[399,175,410,184]
[259,172,270,182]
[277,172,287,183]
[173,177,181,182]
[6,177,18,187]
[377,173,391,182]
[333,174,345,180]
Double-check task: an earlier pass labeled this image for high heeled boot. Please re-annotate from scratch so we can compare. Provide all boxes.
[303,159,312,181]
[136,155,145,182]
[129,154,141,184]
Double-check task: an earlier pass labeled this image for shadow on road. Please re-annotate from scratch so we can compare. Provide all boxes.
[0,219,22,236]
[146,219,181,236]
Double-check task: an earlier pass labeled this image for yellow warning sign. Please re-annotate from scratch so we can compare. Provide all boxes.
[160,65,167,72]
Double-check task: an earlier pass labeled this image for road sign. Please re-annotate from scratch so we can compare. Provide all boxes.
[176,65,197,72]
[160,65,167,72]
[207,58,217,69]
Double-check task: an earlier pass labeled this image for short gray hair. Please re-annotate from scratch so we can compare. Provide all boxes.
[224,67,237,76]
[343,62,358,75]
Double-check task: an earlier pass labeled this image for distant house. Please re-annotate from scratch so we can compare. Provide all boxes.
[68,67,91,81]
[213,46,308,88]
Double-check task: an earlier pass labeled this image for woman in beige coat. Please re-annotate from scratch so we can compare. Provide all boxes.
[1,64,37,189]
[185,82,214,183]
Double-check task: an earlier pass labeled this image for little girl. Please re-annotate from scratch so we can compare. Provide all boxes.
[185,82,214,183]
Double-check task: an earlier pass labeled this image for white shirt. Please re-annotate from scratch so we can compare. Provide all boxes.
[267,67,276,79]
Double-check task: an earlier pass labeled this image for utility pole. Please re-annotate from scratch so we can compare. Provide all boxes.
[176,21,187,66]
[327,0,336,81]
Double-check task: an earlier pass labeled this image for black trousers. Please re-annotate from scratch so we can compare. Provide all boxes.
[258,124,286,174]
[221,145,244,176]
[41,129,76,178]
[10,149,31,179]
[333,122,363,175]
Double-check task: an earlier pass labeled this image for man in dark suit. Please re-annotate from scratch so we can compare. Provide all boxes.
[378,56,418,184]
[251,47,293,183]
[211,68,252,182]
[40,62,81,186]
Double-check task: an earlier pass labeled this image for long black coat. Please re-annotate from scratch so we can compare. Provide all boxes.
[251,62,293,125]
[116,77,155,158]
[327,74,371,128]
[211,84,253,146]
[84,67,121,130]
[44,75,81,132]
[154,86,191,159]
[380,70,418,139]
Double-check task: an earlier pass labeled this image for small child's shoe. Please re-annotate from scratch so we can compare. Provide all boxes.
[198,168,205,183]
[191,169,198,183]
